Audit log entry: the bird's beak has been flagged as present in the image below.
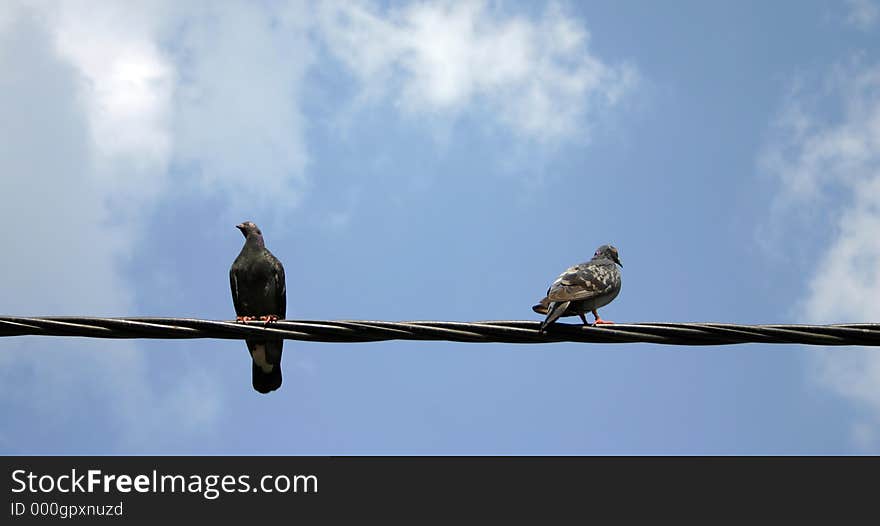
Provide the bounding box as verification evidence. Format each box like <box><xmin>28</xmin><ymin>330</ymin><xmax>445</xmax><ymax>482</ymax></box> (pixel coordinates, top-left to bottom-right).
<box><xmin>235</xmin><ymin>223</ymin><xmax>245</xmax><ymax>231</ymax></box>
<box><xmin>615</xmin><ymin>257</ymin><xmax>623</xmax><ymax>268</ymax></box>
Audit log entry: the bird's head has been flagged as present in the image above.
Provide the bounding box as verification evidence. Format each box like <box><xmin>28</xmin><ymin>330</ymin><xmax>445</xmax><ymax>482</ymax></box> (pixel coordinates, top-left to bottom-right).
<box><xmin>236</xmin><ymin>221</ymin><xmax>262</xmax><ymax>238</ymax></box>
<box><xmin>594</xmin><ymin>244</ymin><xmax>622</xmax><ymax>267</ymax></box>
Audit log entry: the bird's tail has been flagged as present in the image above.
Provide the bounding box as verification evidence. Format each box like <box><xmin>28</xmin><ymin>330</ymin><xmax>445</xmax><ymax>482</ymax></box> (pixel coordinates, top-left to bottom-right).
<box><xmin>253</xmin><ymin>362</ymin><xmax>282</xmax><ymax>394</ymax></box>
<box><xmin>249</xmin><ymin>340</ymin><xmax>283</xmax><ymax>394</ymax></box>
<box><xmin>532</xmin><ymin>297</ymin><xmax>552</xmax><ymax>315</ymax></box>
<box><xmin>540</xmin><ymin>300</ymin><xmax>571</xmax><ymax>332</ymax></box>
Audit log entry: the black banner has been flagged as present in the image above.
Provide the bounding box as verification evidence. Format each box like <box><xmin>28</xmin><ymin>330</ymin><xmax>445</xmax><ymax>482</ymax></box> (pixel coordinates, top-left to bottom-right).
<box><xmin>1</xmin><ymin>456</ymin><xmax>876</xmax><ymax>521</ymax></box>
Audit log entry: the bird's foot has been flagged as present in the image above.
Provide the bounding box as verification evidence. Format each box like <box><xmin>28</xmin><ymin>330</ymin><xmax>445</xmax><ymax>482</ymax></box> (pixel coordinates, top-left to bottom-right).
<box><xmin>236</xmin><ymin>316</ymin><xmax>257</xmax><ymax>323</ymax></box>
<box><xmin>258</xmin><ymin>315</ymin><xmax>279</xmax><ymax>326</ymax></box>
<box><xmin>593</xmin><ymin>318</ymin><xmax>615</xmax><ymax>325</ymax></box>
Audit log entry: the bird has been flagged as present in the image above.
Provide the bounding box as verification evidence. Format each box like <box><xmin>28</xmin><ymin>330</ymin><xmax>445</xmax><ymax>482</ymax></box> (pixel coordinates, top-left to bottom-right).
<box><xmin>533</xmin><ymin>244</ymin><xmax>622</xmax><ymax>332</ymax></box>
<box><xmin>229</xmin><ymin>221</ymin><xmax>287</xmax><ymax>394</ymax></box>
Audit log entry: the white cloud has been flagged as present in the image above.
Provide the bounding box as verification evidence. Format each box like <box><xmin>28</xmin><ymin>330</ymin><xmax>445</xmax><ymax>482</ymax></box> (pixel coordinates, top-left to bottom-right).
<box><xmin>761</xmin><ymin>61</ymin><xmax>880</xmax><ymax>449</ymax></box>
<box><xmin>169</xmin><ymin>1</ymin><xmax>313</xmax><ymax>212</ymax></box>
<box><xmin>47</xmin><ymin>1</ymin><xmax>173</xmax><ymax>161</ymax></box>
<box><xmin>317</xmin><ymin>0</ymin><xmax>636</xmax><ymax>141</ymax></box>
<box><xmin>0</xmin><ymin>1</ymin><xmax>221</xmax><ymax>452</ymax></box>
<box><xmin>32</xmin><ymin>0</ymin><xmax>314</xmax><ymax>216</ymax></box>
<box><xmin>845</xmin><ymin>0</ymin><xmax>879</xmax><ymax>30</ymax></box>
<box><xmin>0</xmin><ymin>0</ymin><xmax>634</xmax><ymax>450</ymax></box>
<box><xmin>0</xmin><ymin>0</ymin><xmax>315</xmax><ymax>451</ymax></box>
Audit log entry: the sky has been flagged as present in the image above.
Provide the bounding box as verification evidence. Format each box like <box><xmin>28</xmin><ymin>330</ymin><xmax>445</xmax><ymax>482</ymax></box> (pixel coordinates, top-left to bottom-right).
<box><xmin>1</xmin><ymin>0</ymin><xmax>880</xmax><ymax>454</ymax></box>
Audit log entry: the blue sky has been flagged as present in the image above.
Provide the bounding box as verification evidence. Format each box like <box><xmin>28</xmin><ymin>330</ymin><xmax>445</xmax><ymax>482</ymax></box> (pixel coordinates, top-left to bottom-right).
<box><xmin>2</xmin><ymin>0</ymin><xmax>880</xmax><ymax>454</ymax></box>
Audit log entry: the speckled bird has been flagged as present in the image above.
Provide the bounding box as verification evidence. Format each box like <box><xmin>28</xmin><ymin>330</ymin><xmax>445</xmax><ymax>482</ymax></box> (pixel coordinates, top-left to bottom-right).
<box><xmin>229</xmin><ymin>221</ymin><xmax>287</xmax><ymax>394</ymax></box>
<box><xmin>533</xmin><ymin>244</ymin><xmax>622</xmax><ymax>331</ymax></box>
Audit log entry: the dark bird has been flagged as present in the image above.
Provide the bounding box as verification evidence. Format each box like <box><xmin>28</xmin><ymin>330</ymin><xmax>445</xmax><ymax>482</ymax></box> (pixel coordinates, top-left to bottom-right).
<box><xmin>230</xmin><ymin>221</ymin><xmax>286</xmax><ymax>394</ymax></box>
<box><xmin>533</xmin><ymin>244</ymin><xmax>622</xmax><ymax>332</ymax></box>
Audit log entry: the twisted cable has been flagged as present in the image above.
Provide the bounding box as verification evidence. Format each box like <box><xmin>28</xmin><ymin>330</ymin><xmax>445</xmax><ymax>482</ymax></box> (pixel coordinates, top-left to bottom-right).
<box><xmin>2</xmin><ymin>316</ymin><xmax>880</xmax><ymax>346</ymax></box>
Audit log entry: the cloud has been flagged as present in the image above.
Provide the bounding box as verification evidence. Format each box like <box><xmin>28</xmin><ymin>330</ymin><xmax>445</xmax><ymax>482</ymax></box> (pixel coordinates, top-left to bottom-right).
<box><xmin>0</xmin><ymin>0</ymin><xmax>634</xmax><ymax>451</ymax></box>
<box><xmin>317</xmin><ymin>0</ymin><xmax>636</xmax><ymax>141</ymax></box>
<box><xmin>169</xmin><ymin>1</ymin><xmax>313</xmax><ymax>212</ymax></box>
<box><xmin>845</xmin><ymin>0</ymin><xmax>879</xmax><ymax>30</ymax></box>
<box><xmin>32</xmin><ymin>0</ymin><xmax>314</xmax><ymax>216</ymax></box>
<box><xmin>0</xmin><ymin>2</ymin><xmax>221</xmax><ymax>452</ymax></box>
<box><xmin>0</xmin><ymin>0</ymin><xmax>317</xmax><ymax>451</ymax></box>
<box><xmin>761</xmin><ymin>60</ymin><xmax>880</xmax><ymax>449</ymax></box>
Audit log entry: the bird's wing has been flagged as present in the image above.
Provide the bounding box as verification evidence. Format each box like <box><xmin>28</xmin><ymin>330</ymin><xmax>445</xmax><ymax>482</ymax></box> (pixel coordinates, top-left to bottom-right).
<box><xmin>229</xmin><ymin>267</ymin><xmax>244</xmax><ymax>315</ymax></box>
<box><xmin>267</xmin><ymin>251</ymin><xmax>286</xmax><ymax>319</ymax></box>
<box><xmin>547</xmin><ymin>262</ymin><xmax>617</xmax><ymax>302</ymax></box>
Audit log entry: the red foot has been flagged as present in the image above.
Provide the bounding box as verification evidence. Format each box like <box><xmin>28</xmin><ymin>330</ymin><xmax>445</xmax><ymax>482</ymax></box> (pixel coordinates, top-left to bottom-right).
<box><xmin>258</xmin><ymin>315</ymin><xmax>279</xmax><ymax>327</ymax></box>
<box><xmin>594</xmin><ymin>318</ymin><xmax>615</xmax><ymax>325</ymax></box>
<box><xmin>236</xmin><ymin>316</ymin><xmax>257</xmax><ymax>323</ymax></box>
